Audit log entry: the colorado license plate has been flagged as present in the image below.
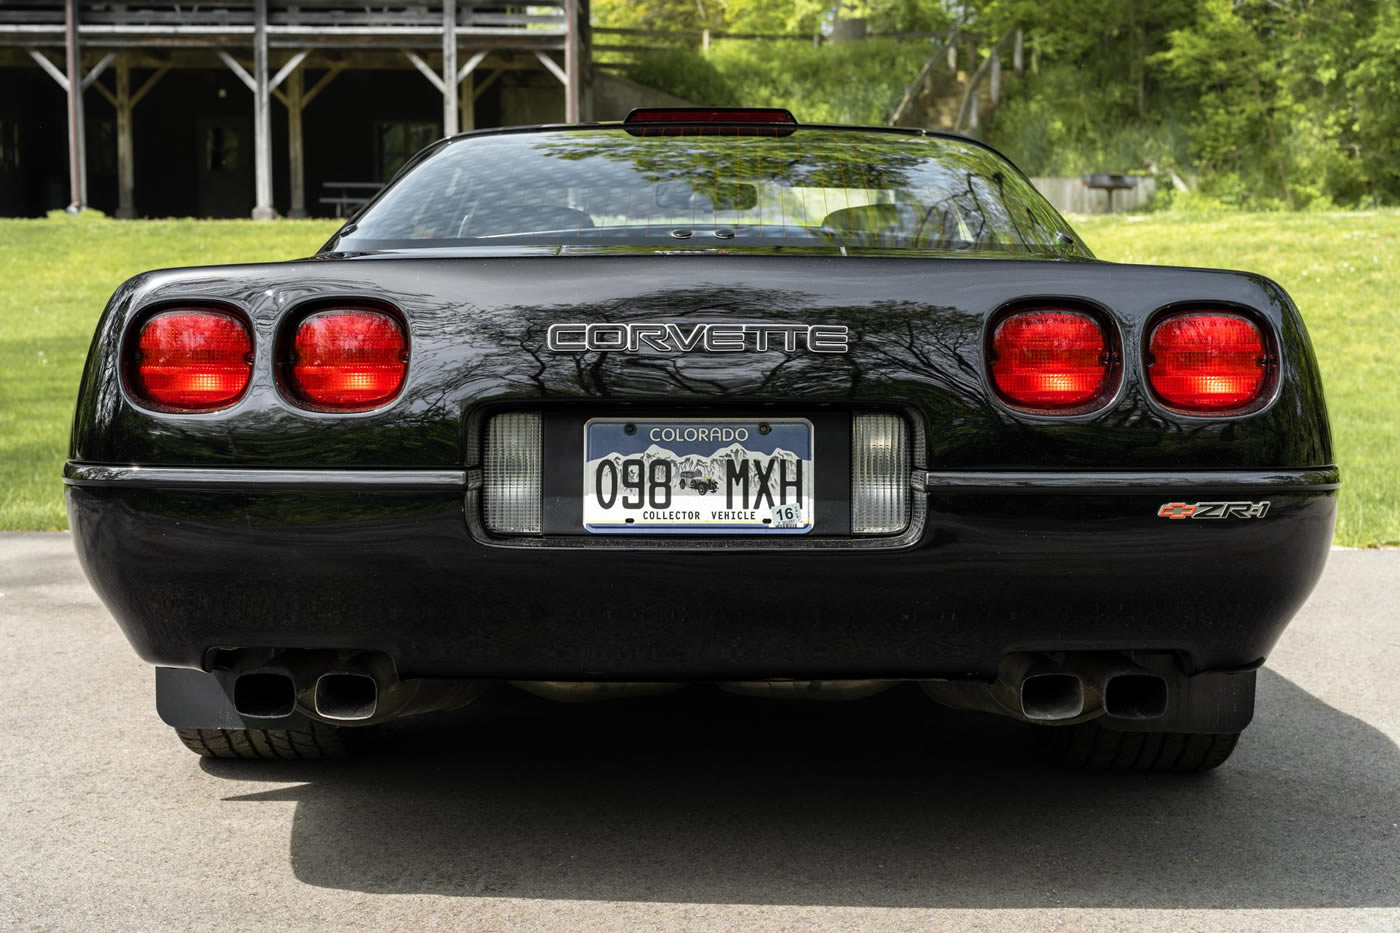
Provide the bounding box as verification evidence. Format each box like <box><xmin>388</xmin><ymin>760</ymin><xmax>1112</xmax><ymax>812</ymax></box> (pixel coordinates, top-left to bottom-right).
<box><xmin>583</xmin><ymin>419</ymin><xmax>814</xmax><ymax>534</ymax></box>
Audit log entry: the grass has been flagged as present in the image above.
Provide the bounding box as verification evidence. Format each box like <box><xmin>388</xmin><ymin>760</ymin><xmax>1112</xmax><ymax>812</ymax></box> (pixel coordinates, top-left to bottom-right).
<box><xmin>0</xmin><ymin>217</ymin><xmax>338</xmax><ymax>530</ymax></box>
<box><xmin>0</xmin><ymin>211</ymin><xmax>1395</xmax><ymax>545</ymax></box>
<box><xmin>1074</xmin><ymin>211</ymin><xmax>1400</xmax><ymax>548</ymax></box>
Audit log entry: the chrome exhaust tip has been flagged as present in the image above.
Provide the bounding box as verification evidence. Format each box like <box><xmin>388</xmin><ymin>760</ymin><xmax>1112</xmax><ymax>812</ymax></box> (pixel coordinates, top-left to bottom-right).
<box><xmin>1019</xmin><ymin>670</ymin><xmax>1086</xmax><ymax>721</ymax></box>
<box><xmin>313</xmin><ymin>670</ymin><xmax>381</xmax><ymax>722</ymax></box>
<box><xmin>1103</xmin><ymin>671</ymin><xmax>1169</xmax><ymax>720</ymax></box>
<box><xmin>232</xmin><ymin>671</ymin><xmax>297</xmax><ymax>719</ymax></box>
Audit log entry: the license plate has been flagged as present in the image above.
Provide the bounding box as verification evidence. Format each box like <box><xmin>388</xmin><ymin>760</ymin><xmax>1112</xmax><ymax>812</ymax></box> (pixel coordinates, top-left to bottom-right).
<box><xmin>583</xmin><ymin>419</ymin><xmax>814</xmax><ymax>534</ymax></box>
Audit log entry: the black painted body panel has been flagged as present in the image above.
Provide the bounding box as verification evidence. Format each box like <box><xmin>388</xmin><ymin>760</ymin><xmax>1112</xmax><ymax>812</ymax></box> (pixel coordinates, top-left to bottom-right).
<box><xmin>71</xmin><ymin>255</ymin><xmax>1332</xmax><ymax>470</ymax></box>
<box><xmin>67</xmin><ymin>483</ymin><xmax>1334</xmax><ymax>678</ymax></box>
<box><xmin>67</xmin><ymin>251</ymin><xmax>1338</xmax><ymax>679</ymax></box>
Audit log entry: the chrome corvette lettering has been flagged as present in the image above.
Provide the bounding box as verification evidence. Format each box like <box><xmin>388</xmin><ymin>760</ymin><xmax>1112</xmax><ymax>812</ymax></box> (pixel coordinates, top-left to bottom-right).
<box><xmin>808</xmin><ymin>325</ymin><xmax>849</xmax><ymax>353</ymax></box>
<box><xmin>704</xmin><ymin>325</ymin><xmax>747</xmax><ymax>352</ymax></box>
<box><xmin>546</xmin><ymin>322</ymin><xmax>849</xmax><ymax>354</ymax></box>
<box><xmin>1158</xmin><ymin>501</ymin><xmax>1270</xmax><ymax>520</ymax></box>
<box><xmin>667</xmin><ymin>323</ymin><xmax>707</xmax><ymax>352</ymax></box>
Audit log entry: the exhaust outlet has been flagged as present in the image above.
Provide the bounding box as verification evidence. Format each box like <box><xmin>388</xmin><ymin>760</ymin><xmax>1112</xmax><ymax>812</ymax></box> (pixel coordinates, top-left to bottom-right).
<box><xmin>1103</xmin><ymin>672</ymin><xmax>1169</xmax><ymax>720</ymax></box>
<box><xmin>232</xmin><ymin>671</ymin><xmax>297</xmax><ymax>719</ymax></box>
<box><xmin>314</xmin><ymin>670</ymin><xmax>381</xmax><ymax>721</ymax></box>
<box><xmin>1019</xmin><ymin>669</ymin><xmax>1086</xmax><ymax>721</ymax></box>
<box><xmin>314</xmin><ymin>654</ymin><xmax>403</xmax><ymax>722</ymax></box>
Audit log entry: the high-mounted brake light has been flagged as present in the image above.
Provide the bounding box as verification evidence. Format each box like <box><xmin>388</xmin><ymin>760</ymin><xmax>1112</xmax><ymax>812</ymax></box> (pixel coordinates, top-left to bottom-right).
<box><xmin>1147</xmin><ymin>311</ymin><xmax>1268</xmax><ymax>413</ymax></box>
<box><xmin>129</xmin><ymin>309</ymin><xmax>253</xmax><ymax>411</ymax></box>
<box><xmin>990</xmin><ymin>309</ymin><xmax>1114</xmax><ymax>411</ymax></box>
<box><xmin>624</xmin><ymin>108</ymin><xmax>797</xmax><ymax>124</ymax></box>
<box><xmin>286</xmin><ymin>308</ymin><xmax>408</xmax><ymax>411</ymax></box>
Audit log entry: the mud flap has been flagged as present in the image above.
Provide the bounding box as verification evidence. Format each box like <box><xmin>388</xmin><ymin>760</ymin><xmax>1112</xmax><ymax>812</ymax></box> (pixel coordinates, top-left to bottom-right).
<box><xmin>1101</xmin><ymin>666</ymin><xmax>1256</xmax><ymax>734</ymax></box>
<box><xmin>155</xmin><ymin>667</ymin><xmax>312</xmax><ymax>730</ymax></box>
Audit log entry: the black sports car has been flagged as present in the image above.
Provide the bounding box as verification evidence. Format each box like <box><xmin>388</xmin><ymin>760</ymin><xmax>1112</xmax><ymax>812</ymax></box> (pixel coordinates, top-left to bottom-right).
<box><xmin>66</xmin><ymin>108</ymin><xmax>1338</xmax><ymax>771</ymax></box>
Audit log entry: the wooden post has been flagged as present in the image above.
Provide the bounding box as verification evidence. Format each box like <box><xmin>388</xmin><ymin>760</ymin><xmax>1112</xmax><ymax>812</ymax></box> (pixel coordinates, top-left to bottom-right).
<box><xmin>702</xmin><ymin>28</ymin><xmax>710</xmax><ymax>55</ymax></box>
<box><xmin>564</xmin><ymin>0</ymin><xmax>580</xmax><ymax>123</ymax></box>
<box><xmin>946</xmin><ymin>42</ymin><xmax>956</xmax><ymax>73</ymax></box>
<box><xmin>251</xmin><ymin>0</ymin><xmax>274</xmax><ymax>219</ymax></box>
<box><xmin>459</xmin><ymin>70</ymin><xmax>474</xmax><ymax>132</ymax></box>
<box><xmin>115</xmin><ymin>54</ymin><xmax>134</xmax><ymax>218</ymax></box>
<box><xmin>1013</xmin><ymin>29</ymin><xmax>1024</xmax><ymax>74</ymax></box>
<box><xmin>64</xmin><ymin>0</ymin><xmax>86</xmax><ymax>210</ymax></box>
<box><xmin>286</xmin><ymin>66</ymin><xmax>305</xmax><ymax>218</ymax></box>
<box><xmin>442</xmin><ymin>0</ymin><xmax>458</xmax><ymax>135</ymax></box>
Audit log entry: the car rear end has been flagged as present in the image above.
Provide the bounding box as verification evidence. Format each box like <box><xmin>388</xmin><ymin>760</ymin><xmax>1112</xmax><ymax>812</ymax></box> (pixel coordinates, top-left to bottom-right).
<box><xmin>66</xmin><ymin>111</ymin><xmax>1337</xmax><ymax>768</ymax></box>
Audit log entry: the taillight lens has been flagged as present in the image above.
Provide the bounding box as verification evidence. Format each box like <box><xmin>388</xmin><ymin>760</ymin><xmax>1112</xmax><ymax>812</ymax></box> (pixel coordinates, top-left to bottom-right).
<box><xmin>287</xmin><ymin>309</ymin><xmax>407</xmax><ymax>411</ymax></box>
<box><xmin>990</xmin><ymin>310</ymin><xmax>1112</xmax><ymax>411</ymax></box>
<box><xmin>130</xmin><ymin>309</ymin><xmax>253</xmax><ymax>411</ymax></box>
<box><xmin>1147</xmin><ymin>312</ymin><xmax>1267</xmax><ymax>412</ymax></box>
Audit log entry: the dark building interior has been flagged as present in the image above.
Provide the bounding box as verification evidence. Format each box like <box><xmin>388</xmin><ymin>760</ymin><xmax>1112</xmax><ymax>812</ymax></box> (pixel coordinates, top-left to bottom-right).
<box><xmin>0</xmin><ymin>2</ymin><xmax>584</xmax><ymax>218</ymax></box>
<box><xmin>0</xmin><ymin>60</ymin><xmax>570</xmax><ymax>218</ymax></box>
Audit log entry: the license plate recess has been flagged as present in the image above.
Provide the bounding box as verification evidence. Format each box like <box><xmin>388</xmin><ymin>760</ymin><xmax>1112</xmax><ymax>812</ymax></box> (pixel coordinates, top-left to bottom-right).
<box><xmin>583</xmin><ymin>418</ymin><xmax>814</xmax><ymax>534</ymax></box>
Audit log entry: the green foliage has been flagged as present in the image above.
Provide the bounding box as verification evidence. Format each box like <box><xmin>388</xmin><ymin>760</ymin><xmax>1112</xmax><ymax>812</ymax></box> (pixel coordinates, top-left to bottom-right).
<box><xmin>628</xmin><ymin>38</ymin><xmax>935</xmax><ymax>125</ymax></box>
<box><xmin>1347</xmin><ymin>4</ymin><xmax>1400</xmax><ymax>203</ymax></box>
<box><xmin>1148</xmin><ymin>0</ymin><xmax>1374</xmax><ymax>208</ymax></box>
<box><xmin>983</xmin><ymin>64</ymin><xmax>1193</xmax><ymax>177</ymax></box>
<box><xmin>592</xmin><ymin>0</ymin><xmax>951</xmax><ymax>35</ymax></box>
<box><xmin>623</xmin><ymin>51</ymin><xmax>740</xmax><ymax>111</ymax></box>
<box><xmin>600</xmin><ymin>0</ymin><xmax>1400</xmax><ymax>208</ymax></box>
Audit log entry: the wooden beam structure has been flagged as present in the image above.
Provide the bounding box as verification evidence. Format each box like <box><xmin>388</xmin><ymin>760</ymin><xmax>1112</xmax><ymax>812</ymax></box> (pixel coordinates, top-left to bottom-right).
<box><xmin>5</xmin><ymin>3</ymin><xmax>590</xmax><ymax>216</ymax></box>
<box><xmin>441</xmin><ymin>0</ymin><xmax>457</xmax><ymax>135</ymax></box>
<box><xmin>955</xmin><ymin>29</ymin><xmax>1018</xmax><ymax>136</ymax></box>
<box><xmin>887</xmin><ymin>30</ymin><xmax>959</xmax><ymax>127</ymax></box>
<box><xmin>473</xmin><ymin>67</ymin><xmax>504</xmax><ymax>101</ymax></box>
<box><xmin>64</xmin><ymin>0</ymin><xmax>84</xmax><ymax>210</ymax></box>
<box><xmin>251</xmin><ymin>0</ymin><xmax>274</xmax><ymax>219</ymax></box>
<box><xmin>286</xmin><ymin>64</ymin><xmax>305</xmax><ymax>217</ymax></box>
<box><xmin>564</xmin><ymin>0</ymin><xmax>579</xmax><ymax>123</ymax></box>
<box><xmin>404</xmin><ymin>49</ymin><xmax>443</xmax><ymax>92</ymax></box>
<box><xmin>114</xmin><ymin>55</ymin><xmax>133</xmax><ymax>217</ymax></box>
<box><xmin>533</xmin><ymin>49</ymin><xmax>567</xmax><ymax>86</ymax></box>
<box><xmin>278</xmin><ymin>55</ymin><xmax>340</xmax><ymax>217</ymax></box>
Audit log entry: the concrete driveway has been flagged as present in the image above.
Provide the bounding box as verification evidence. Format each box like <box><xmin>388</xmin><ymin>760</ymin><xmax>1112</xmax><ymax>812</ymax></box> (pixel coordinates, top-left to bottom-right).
<box><xmin>1</xmin><ymin>532</ymin><xmax>1397</xmax><ymax>931</ymax></box>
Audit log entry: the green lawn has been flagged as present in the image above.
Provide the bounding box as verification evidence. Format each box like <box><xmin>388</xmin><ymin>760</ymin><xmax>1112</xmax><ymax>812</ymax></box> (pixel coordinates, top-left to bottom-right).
<box><xmin>1075</xmin><ymin>211</ymin><xmax>1399</xmax><ymax>548</ymax></box>
<box><xmin>1</xmin><ymin>212</ymin><xmax>1396</xmax><ymax>545</ymax></box>
<box><xmin>0</xmin><ymin>217</ymin><xmax>339</xmax><ymax>530</ymax></box>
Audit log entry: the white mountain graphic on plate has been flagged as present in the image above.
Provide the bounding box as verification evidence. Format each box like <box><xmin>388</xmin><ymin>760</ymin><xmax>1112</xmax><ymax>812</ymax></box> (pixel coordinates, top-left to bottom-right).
<box><xmin>588</xmin><ymin>442</ymin><xmax>801</xmax><ymax>486</ymax></box>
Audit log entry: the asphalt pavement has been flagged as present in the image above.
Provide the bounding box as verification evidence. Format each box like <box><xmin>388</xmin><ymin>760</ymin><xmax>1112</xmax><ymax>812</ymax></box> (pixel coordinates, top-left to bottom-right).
<box><xmin>1</xmin><ymin>532</ymin><xmax>1397</xmax><ymax>931</ymax></box>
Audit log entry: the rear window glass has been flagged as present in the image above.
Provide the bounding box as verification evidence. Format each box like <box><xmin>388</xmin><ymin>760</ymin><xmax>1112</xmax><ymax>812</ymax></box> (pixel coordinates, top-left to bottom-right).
<box><xmin>343</xmin><ymin>128</ymin><xmax>1072</xmax><ymax>255</ymax></box>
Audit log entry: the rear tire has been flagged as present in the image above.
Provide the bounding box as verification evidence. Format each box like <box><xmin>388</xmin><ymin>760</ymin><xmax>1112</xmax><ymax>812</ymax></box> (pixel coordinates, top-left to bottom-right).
<box><xmin>1042</xmin><ymin>721</ymin><xmax>1241</xmax><ymax>773</ymax></box>
<box><xmin>175</xmin><ymin>723</ymin><xmax>348</xmax><ymax>760</ymax></box>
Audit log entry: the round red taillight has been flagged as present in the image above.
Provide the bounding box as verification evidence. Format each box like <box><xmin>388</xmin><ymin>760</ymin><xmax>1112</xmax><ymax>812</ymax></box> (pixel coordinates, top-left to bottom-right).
<box><xmin>990</xmin><ymin>309</ymin><xmax>1113</xmax><ymax>411</ymax></box>
<box><xmin>287</xmin><ymin>309</ymin><xmax>407</xmax><ymax>411</ymax></box>
<box><xmin>130</xmin><ymin>309</ymin><xmax>253</xmax><ymax>411</ymax></box>
<box><xmin>1147</xmin><ymin>312</ymin><xmax>1268</xmax><ymax>413</ymax></box>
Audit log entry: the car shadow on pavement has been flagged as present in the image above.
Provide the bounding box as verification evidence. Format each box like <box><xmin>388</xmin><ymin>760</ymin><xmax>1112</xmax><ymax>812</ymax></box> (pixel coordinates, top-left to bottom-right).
<box><xmin>205</xmin><ymin>668</ymin><xmax>1400</xmax><ymax>908</ymax></box>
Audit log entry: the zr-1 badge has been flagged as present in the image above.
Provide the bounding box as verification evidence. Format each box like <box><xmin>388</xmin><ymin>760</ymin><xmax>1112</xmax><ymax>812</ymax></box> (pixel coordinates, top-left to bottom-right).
<box><xmin>1158</xmin><ymin>501</ymin><xmax>1271</xmax><ymax>520</ymax></box>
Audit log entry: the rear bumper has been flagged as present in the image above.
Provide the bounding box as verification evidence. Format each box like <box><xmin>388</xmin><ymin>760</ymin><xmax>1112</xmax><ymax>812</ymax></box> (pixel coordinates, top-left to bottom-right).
<box><xmin>65</xmin><ymin>464</ymin><xmax>1338</xmax><ymax>680</ymax></box>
